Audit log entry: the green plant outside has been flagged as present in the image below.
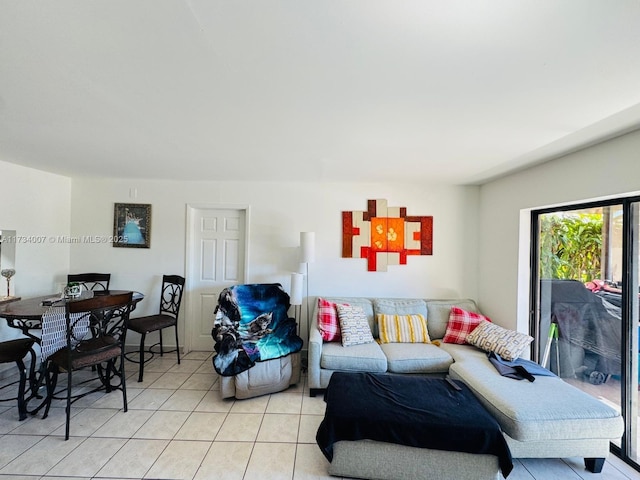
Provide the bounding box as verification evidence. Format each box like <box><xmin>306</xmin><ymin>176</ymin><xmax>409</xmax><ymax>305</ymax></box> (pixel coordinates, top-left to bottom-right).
<box><xmin>539</xmin><ymin>213</ymin><xmax>603</xmax><ymax>282</ymax></box>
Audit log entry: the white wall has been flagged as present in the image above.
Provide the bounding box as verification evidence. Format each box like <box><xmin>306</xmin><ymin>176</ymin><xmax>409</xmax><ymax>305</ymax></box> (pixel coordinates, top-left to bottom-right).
<box><xmin>3</xmin><ymin>127</ymin><xmax>638</xmax><ymax>368</ymax></box>
<box><xmin>6</xmin><ymin>123</ymin><xmax>638</xmax><ymax>354</ymax></box>
<box><xmin>478</xmin><ymin>129</ymin><xmax>640</xmax><ymax>330</ymax></box>
<box><xmin>0</xmin><ymin>160</ymin><xmax>71</xmax><ymax>343</ymax></box>
<box><xmin>70</xmin><ymin>178</ymin><xmax>481</xmax><ymax>350</ymax></box>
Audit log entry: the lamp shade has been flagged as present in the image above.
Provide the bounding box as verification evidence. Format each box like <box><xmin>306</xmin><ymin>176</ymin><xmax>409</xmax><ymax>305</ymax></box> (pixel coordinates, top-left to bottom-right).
<box><xmin>300</xmin><ymin>231</ymin><xmax>315</xmax><ymax>263</ymax></box>
<box><xmin>290</xmin><ymin>273</ymin><xmax>304</xmax><ymax>306</ymax></box>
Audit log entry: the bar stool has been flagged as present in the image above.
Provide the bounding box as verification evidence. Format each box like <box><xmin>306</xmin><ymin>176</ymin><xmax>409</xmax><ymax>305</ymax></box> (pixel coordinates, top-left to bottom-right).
<box><xmin>126</xmin><ymin>275</ymin><xmax>185</xmax><ymax>382</ymax></box>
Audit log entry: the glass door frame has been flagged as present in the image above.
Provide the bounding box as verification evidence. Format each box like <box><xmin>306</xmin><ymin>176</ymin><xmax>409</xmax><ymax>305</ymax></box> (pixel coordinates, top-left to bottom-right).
<box><xmin>529</xmin><ymin>195</ymin><xmax>640</xmax><ymax>470</ymax></box>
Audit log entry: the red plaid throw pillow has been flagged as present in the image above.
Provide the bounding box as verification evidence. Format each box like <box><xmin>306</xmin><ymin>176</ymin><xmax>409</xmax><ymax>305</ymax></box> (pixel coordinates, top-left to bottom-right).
<box><xmin>442</xmin><ymin>306</ymin><xmax>492</xmax><ymax>344</ymax></box>
<box><xmin>317</xmin><ymin>298</ymin><xmax>345</xmax><ymax>342</ymax></box>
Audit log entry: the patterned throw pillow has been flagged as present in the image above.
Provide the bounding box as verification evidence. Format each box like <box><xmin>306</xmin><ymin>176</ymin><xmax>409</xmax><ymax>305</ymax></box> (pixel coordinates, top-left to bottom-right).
<box><xmin>442</xmin><ymin>306</ymin><xmax>491</xmax><ymax>344</ymax></box>
<box><xmin>465</xmin><ymin>320</ymin><xmax>534</xmax><ymax>361</ymax></box>
<box><xmin>317</xmin><ymin>297</ymin><xmax>344</xmax><ymax>342</ymax></box>
<box><xmin>377</xmin><ymin>314</ymin><xmax>431</xmax><ymax>343</ymax></box>
<box><xmin>336</xmin><ymin>304</ymin><xmax>374</xmax><ymax>347</ymax></box>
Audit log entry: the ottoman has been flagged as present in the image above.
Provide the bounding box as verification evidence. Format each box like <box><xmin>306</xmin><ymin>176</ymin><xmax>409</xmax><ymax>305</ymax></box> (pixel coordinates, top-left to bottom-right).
<box><xmin>316</xmin><ymin>372</ymin><xmax>511</xmax><ymax>480</ymax></box>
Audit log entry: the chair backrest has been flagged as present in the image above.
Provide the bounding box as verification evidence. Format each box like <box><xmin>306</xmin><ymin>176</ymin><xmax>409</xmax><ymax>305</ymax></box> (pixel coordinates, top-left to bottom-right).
<box><xmin>67</xmin><ymin>273</ymin><xmax>111</xmax><ymax>291</ymax></box>
<box><xmin>41</xmin><ymin>291</ymin><xmax>133</xmax><ymax>360</ymax></box>
<box><xmin>159</xmin><ymin>275</ymin><xmax>185</xmax><ymax>319</ymax></box>
<box><xmin>68</xmin><ymin>292</ymin><xmax>133</xmax><ymax>348</ymax></box>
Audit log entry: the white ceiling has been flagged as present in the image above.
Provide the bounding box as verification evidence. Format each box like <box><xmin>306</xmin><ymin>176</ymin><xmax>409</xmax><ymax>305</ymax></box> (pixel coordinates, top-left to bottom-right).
<box><xmin>1</xmin><ymin>0</ymin><xmax>640</xmax><ymax>185</ymax></box>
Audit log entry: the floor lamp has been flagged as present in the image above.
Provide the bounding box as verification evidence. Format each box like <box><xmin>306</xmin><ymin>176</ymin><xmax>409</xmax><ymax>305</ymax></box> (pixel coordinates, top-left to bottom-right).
<box><xmin>299</xmin><ymin>232</ymin><xmax>315</xmax><ymax>346</ymax></box>
<box><xmin>290</xmin><ymin>272</ymin><xmax>304</xmax><ymax>336</ymax></box>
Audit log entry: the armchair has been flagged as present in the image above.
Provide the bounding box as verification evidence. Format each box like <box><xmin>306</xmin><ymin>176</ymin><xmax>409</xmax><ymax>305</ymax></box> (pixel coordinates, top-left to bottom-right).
<box><xmin>212</xmin><ymin>283</ymin><xmax>302</xmax><ymax>399</ymax></box>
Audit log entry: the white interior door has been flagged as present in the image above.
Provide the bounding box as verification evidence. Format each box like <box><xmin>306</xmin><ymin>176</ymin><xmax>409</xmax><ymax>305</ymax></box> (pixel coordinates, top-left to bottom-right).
<box><xmin>186</xmin><ymin>206</ymin><xmax>247</xmax><ymax>351</ymax></box>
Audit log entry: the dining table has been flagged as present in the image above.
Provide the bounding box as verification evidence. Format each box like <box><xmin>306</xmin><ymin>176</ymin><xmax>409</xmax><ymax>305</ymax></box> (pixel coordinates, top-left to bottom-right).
<box><xmin>0</xmin><ymin>289</ymin><xmax>144</xmax><ymax>415</ymax></box>
<box><xmin>0</xmin><ymin>290</ymin><xmax>144</xmax><ymax>341</ymax></box>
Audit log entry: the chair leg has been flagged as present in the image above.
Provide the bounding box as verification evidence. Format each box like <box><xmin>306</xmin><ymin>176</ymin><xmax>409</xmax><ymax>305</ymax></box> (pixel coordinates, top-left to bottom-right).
<box><xmin>15</xmin><ymin>359</ymin><xmax>28</xmax><ymax>421</ymax></box>
<box><xmin>119</xmin><ymin>354</ymin><xmax>128</xmax><ymax>412</ymax></box>
<box><xmin>159</xmin><ymin>329</ymin><xmax>164</xmax><ymax>357</ymax></box>
<box><xmin>174</xmin><ymin>325</ymin><xmax>181</xmax><ymax>365</ymax></box>
<box><xmin>97</xmin><ymin>363</ymin><xmax>112</xmax><ymax>393</ymax></box>
<box><xmin>138</xmin><ymin>333</ymin><xmax>146</xmax><ymax>383</ymax></box>
<box><xmin>65</xmin><ymin>368</ymin><xmax>72</xmax><ymax>440</ymax></box>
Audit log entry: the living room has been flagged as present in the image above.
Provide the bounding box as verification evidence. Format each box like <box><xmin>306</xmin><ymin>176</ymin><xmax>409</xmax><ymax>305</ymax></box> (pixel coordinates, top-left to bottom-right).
<box><xmin>1</xmin><ymin>1</ymin><xmax>640</xmax><ymax>479</ymax></box>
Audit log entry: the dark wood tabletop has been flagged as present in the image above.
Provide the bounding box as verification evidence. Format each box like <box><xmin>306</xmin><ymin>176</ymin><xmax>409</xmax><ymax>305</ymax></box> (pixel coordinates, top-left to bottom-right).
<box><xmin>0</xmin><ymin>290</ymin><xmax>144</xmax><ymax>332</ymax></box>
<box><xmin>0</xmin><ymin>294</ymin><xmax>58</xmax><ymax>321</ymax></box>
<box><xmin>0</xmin><ymin>296</ymin><xmax>21</xmax><ymax>306</ymax></box>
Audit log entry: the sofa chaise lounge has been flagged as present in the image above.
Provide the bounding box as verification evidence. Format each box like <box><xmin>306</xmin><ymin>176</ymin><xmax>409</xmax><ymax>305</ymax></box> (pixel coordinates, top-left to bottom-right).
<box><xmin>308</xmin><ymin>296</ymin><xmax>624</xmax><ymax>476</ymax></box>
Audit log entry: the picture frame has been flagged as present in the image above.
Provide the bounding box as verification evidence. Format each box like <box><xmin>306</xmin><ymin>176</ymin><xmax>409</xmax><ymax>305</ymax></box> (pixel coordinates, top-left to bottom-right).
<box><xmin>113</xmin><ymin>203</ymin><xmax>151</xmax><ymax>248</ymax></box>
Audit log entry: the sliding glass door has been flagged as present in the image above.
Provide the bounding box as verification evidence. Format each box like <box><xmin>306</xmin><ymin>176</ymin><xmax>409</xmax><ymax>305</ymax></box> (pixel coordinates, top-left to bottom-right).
<box><xmin>532</xmin><ymin>197</ymin><xmax>640</xmax><ymax>468</ymax></box>
<box><xmin>624</xmin><ymin>200</ymin><xmax>639</xmax><ymax>463</ymax></box>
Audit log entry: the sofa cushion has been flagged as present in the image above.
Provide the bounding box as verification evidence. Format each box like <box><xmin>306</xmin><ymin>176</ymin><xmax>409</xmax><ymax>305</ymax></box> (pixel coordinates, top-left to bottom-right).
<box><xmin>465</xmin><ymin>320</ymin><xmax>533</xmax><ymax>361</ymax></box>
<box><xmin>439</xmin><ymin>342</ymin><xmax>489</xmax><ymax>363</ymax></box>
<box><xmin>377</xmin><ymin>314</ymin><xmax>430</xmax><ymax>344</ymax></box>
<box><xmin>425</xmin><ymin>299</ymin><xmax>479</xmax><ymax>340</ymax></box>
<box><xmin>380</xmin><ymin>343</ymin><xmax>453</xmax><ymax>374</ymax></box>
<box><xmin>337</xmin><ymin>304</ymin><xmax>375</xmax><ymax>347</ymax></box>
<box><xmin>320</xmin><ymin>341</ymin><xmax>388</xmax><ymax>372</ymax></box>
<box><xmin>374</xmin><ymin>298</ymin><xmax>428</xmax><ymax>315</ymax></box>
<box><xmin>447</xmin><ymin>345</ymin><xmax>623</xmax><ymax>442</ymax></box>
<box><xmin>442</xmin><ymin>307</ymin><xmax>491</xmax><ymax>344</ymax></box>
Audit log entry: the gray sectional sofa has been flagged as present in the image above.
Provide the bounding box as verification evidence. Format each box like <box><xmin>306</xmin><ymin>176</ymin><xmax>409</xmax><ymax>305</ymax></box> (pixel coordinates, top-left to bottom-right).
<box><xmin>308</xmin><ymin>296</ymin><xmax>624</xmax><ymax>475</ymax></box>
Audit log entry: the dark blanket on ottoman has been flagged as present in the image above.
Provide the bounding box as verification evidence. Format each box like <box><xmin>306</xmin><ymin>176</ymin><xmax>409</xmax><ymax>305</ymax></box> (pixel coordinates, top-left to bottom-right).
<box><xmin>316</xmin><ymin>372</ymin><xmax>513</xmax><ymax>477</ymax></box>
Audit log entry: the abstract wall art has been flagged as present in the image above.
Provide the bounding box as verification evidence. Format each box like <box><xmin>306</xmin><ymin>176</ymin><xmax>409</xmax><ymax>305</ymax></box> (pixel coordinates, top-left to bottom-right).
<box><xmin>342</xmin><ymin>199</ymin><xmax>433</xmax><ymax>272</ymax></box>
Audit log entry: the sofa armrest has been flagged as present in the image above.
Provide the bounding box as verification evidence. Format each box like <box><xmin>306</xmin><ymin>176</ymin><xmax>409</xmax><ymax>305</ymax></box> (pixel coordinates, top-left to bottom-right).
<box><xmin>308</xmin><ymin>299</ymin><xmax>323</xmax><ymax>391</ymax></box>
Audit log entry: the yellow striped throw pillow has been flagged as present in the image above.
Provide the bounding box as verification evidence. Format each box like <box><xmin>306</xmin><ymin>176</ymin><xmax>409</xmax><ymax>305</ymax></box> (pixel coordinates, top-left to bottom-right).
<box><xmin>377</xmin><ymin>313</ymin><xmax>431</xmax><ymax>343</ymax></box>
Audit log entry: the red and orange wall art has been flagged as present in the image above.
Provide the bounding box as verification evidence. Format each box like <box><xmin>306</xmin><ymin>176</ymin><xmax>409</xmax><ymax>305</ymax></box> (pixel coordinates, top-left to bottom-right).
<box><xmin>342</xmin><ymin>199</ymin><xmax>433</xmax><ymax>272</ymax></box>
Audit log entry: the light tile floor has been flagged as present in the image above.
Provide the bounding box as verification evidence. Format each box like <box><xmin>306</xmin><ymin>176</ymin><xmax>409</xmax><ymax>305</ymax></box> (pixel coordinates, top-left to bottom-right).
<box><xmin>0</xmin><ymin>351</ymin><xmax>638</xmax><ymax>480</ymax></box>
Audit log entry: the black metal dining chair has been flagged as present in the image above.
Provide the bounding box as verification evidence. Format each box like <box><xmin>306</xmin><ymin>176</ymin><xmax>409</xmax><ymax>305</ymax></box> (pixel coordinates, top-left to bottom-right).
<box><xmin>0</xmin><ymin>338</ymin><xmax>36</xmax><ymax>420</ymax></box>
<box><xmin>42</xmin><ymin>291</ymin><xmax>133</xmax><ymax>440</ymax></box>
<box><xmin>67</xmin><ymin>273</ymin><xmax>111</xmax><ymax>291</ymax></box>
<box><xmin>126</xmin><ymin>275</ymin><xmax>185</xmax><ymax>382</ymax></box>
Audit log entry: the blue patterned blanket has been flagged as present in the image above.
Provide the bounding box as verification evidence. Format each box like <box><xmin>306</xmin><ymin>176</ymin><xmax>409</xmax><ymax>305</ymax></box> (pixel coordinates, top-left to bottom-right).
<box><xmin>211</xmin><ymin>283</ymin><xmax>303</xmax><ymax>376</ymax></box>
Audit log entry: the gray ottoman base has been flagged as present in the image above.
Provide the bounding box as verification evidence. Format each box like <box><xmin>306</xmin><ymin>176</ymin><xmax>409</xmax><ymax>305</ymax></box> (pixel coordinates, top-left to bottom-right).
<box><xmin>329</xmin><ymin>440</ymin><xmax>500</xmax><ymax>480</ymax></box>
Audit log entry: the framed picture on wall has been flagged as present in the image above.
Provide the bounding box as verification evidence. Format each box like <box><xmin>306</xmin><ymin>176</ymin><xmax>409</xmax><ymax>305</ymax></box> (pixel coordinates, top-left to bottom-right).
<box><xmin>113</xmin><ymin>203</ymin><xmax>151</xmax><ymax>248</ymax></box>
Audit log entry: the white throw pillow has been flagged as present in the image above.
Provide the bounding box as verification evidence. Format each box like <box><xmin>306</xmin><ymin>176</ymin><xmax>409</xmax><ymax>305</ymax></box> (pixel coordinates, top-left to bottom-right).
<box><xmin>336</xmin><ymin>304</ymin><xmax>374</xmax><ymax>347</ymax></box>
<box><xmin>465</xmin><ymin>320</ymin><xmax>533</xmax><ymax>361</ymax></box>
